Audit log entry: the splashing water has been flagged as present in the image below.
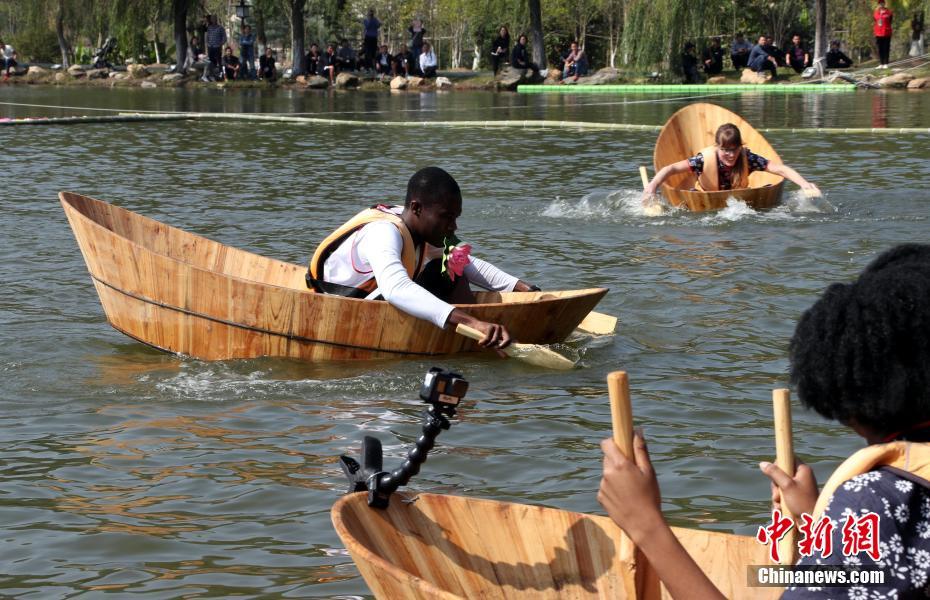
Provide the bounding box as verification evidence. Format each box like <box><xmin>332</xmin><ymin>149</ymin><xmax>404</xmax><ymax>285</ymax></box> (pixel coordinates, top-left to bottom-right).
<box><xmin>542</xmin><ymin>189</ymin><xmax>679</xmax><ymax>221</ymax></box>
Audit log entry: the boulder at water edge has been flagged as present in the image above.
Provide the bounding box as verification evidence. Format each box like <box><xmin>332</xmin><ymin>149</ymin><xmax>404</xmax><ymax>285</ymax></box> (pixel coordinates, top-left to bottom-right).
<box><xmin>577</xmin><ymin>67</ymin><xmax>619</xmax><ymax>85</ymax></box>
<box><xmin>740</xmin><ymin>68</ymin><xmax>771</xmax><ymax>84</ymax></box>
<box><xmin>543</xmin><ymin>68</ymin><xmax>562</xmax><ymax>85</ymax></box>
<box><xmin>140</xmin><ymin>81</ymin><xmax>157</xmax><ymax>88</ymax></box>
<box><xmin>162</xmin><ymin>73</ymin><xmax>184</xmax><ymax>83</ymax></box>
<box><xmin>707</xmin><ymin>76</ymin><xmax>727</xmax><ymax>84</ymax></box>
<box><xmin>67</xmin><ymin>64</ymin><xmax>86</xmax><ymax>77</ymax></box>
<box><xmin>496</xmin><ymin>66</ymin><xmax>527</xmax><ymax>90</ymax></box>
<box><xmin>307</xmin><ymin>75</ymin><xmax>330</xmax><ymax>89</ymax></box>
<box><xmin>907</xmin><ymin>77</ymin><xmax>930</xmax><ymax>89</ymax></box>
<box><xmin>435</xmin><ymin>76</ymin><xmax>453</xmax><ymax>89</ymax></box>
<box><xmin>390</xmin><ymin>76</ymin><xmax>408</xmax><ymax>90</ymax></box>
<box><xmin>86</xmin><ymin>69</ymin><xmax>108</xmax><ymax>80</ymax></box>
<box><xmin>335</xmin><ymin>72</ymin><xmax>360</xmax><ymax>88</ymax></box>
<box><xmin>406</xmin><ymin>76</ymin><xmax>425</xmax><ymax>87</ymax></box>
<box><xmin>128</xmin><ymin>64</ymin><xmax>150</xmax><ymax>79</ymax></box>
<box><xmin>878</xmin><ymin>72</ymin><xmax>915</xmax><ymax>88</ymax></box>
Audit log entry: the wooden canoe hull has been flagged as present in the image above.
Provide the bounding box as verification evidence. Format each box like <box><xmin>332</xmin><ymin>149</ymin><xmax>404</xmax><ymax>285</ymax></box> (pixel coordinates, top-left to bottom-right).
<box><xmin>332</xmin><ymin>492</ymin><xmax>780</xmax><ymax>599</ymax></box>
<box><xmin>60</xmin><ymin>192</ymin><xmax>607</xmax><ymax>361</ymax></box>
<box><xmin>654</xmin><ymin>103</ymin><xmax>786</xmax><ymax>212</ymax></box>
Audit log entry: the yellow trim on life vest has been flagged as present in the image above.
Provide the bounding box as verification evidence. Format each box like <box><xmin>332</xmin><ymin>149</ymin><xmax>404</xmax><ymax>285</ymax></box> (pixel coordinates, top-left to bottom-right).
<box><xmin>308</xmin><ymin>206</ymin><xmax>423</xmax><ymax>293</ymax></box>
<box><xmin>813</xmin><ymin>441</ymin><xmax>930</xmax><ymax>518</ymax></box>
<box><xmin>694</xmin><ymin>144</ymin><xmax>750</xmax><ymax>192</ymax></box>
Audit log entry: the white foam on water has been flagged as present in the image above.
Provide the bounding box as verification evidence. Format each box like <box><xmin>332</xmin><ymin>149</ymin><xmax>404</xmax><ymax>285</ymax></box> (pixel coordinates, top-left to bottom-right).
<box><xmin>698</xmin><ymin>197</ymin><xmax>758</xmax><ymax>224</ymax></box>
<box><xmin>541</xmin><ymin>188</ymin><xmax>678</xmax><ymax>221</ymax></box>
<box><xmin>781</xmin><ymin>190</ymin><xmax>838</xmax><ymax>214</ymax></box>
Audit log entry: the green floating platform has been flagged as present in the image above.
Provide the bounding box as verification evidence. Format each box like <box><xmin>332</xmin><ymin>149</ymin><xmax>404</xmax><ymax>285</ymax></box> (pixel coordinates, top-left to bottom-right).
<box><xmin>517</xmin><ymin>84</ymin><xmax>856</xmax><ymax>93</ymax></box>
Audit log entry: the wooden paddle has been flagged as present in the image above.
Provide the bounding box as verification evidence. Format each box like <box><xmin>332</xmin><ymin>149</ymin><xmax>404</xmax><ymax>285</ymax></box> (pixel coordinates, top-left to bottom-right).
<box><xmin>773</xmin><ymin>388</ymin><xmax>798</xmax><ymax>566</ymax></box>
<box><xmin>639</xmin><ymin>166</ymin><xmax>664</xmax><ymax>217</ymax></box>
<box><xmin>455</xmin><ymin>324</ymin><xmax>576</xmax><ymax>370</ymax></box>
<box><xmin>575</xmin><ymin>310</ymin><xmax>618</xmax><ymax>335</ymax></box>
<box><xmin>607</xmin><ymin>371</ymin><xmax>662</xmax><ymax>597</ymax></box>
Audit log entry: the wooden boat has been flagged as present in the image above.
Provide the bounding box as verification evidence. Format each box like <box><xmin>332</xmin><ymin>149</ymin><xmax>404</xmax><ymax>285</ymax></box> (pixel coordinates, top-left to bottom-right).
<box><xmin>653</xmin><ymin>103</ymin><xmax>785</xmax><ymax>211</ymax></box>
<box><xmin>331</xmin><ymin>372</ymin><xmax>784</xmax><ymax>599</ymax></box>
<box><xmin>60</xmin><ymin>192</ymin><xmax>606</xmax><ymax>361</ymax></box>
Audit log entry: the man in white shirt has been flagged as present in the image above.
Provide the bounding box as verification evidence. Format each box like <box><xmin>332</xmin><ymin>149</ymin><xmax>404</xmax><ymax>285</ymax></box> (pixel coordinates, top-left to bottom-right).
<box><xmin>308</xmin><ymin>167</ymin><xmax>538</xmax><ymax>350</ymax></box>
<box><xmin>0</xmin><ymin>39</ymin><xmax>17</xmax><ymax>78</ymax></box>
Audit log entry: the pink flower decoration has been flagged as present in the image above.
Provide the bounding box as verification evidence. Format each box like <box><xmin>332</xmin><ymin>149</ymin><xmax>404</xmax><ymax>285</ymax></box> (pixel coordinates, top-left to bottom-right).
<box><xmin>446</xmin><ymin>244</ymin><xmax>472</xmax><ymax>281</ymax></box>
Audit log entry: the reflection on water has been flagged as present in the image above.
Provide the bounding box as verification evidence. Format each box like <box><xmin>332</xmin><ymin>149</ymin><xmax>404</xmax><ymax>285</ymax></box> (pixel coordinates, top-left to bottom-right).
<box><xmin>0</xmin><ymin>86</ymin><xmax>927</xmax><ymax>596</ymax></box>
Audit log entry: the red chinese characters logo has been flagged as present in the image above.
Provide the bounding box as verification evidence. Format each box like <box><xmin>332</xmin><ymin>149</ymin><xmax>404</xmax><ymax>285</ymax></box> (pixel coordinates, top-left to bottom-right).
<box><xmin>757</xmin><ymin>511</ymin><xmax>882</xmax><ymax>561</ymax></box>
<box><xmin>756</xmin><ymin>508</ymin><xmax>794</xmax><ymax>563</ymax></box>
<box><xmin>841</xmin><ymin>513</ymin><xmax>881</xmax><ymax>560</ymax></box>
<box><xmin>798</xmin><ymin>514</ymin><xmax>835</xmax><ymax>558</ymax></box>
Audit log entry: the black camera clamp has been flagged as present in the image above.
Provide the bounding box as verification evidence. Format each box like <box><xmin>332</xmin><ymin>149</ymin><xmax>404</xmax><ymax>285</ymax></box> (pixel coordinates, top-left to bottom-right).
<box><xmin>338</xmin><ymin>367</ymin><xmax>469</xmax><ymax>509</ymax></box>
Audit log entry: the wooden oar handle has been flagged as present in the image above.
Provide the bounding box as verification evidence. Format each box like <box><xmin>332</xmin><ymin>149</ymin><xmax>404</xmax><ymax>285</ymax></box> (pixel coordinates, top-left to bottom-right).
<box><xmin>607</xmin><ymin>371</ymin><xmax>634</xmax><ymax>458</ymax></box>
<box><xmin>773</xmin><ymin>388</ymin><xmax>797</xmax><ymax>565</ymax></box>
<box><xmin>455</xmin><ymin>323</ymin><xmax>485</xmax><ymax>342</ymax></box>
<box><xmin>639</xmin><ymin>166</ymin><xmax>650</xmax><ymax>190</ymax></box>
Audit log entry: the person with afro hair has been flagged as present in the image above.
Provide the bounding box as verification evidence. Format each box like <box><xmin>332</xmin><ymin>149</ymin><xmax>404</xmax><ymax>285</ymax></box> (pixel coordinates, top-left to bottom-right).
<box><xmin>597</xmin><ymin>244</ymin><xmax>930</xmax><ymax>599</ymax></box>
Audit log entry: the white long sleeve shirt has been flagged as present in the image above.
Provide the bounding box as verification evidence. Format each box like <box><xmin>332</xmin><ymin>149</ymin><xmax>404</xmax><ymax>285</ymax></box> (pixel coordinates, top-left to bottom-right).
<box><xmin>323</xmin><ymin>220</ymin><xmax>519</xmax><ymax>328</ymax></box>
<box><xmin>419</xmin><ymin>50</ymin><xmax>437</xmax><ymax>72</ymax></box>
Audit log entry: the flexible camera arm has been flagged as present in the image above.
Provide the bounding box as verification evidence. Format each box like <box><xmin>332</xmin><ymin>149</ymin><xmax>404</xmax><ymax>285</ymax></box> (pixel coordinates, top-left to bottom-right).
<box><xmin>338</xmin><ymin>368</ymin><xmax>466</xmax><ymax>509</ymax></box>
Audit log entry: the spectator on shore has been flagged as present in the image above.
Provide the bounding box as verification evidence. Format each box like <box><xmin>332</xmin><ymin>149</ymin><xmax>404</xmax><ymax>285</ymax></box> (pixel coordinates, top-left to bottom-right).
<box><xmin>0</xmin><ymin>38</ymin><xmax>15</xmax><ymax>79</ymax></box>
<box><xmin>681</xmin><ymin>41</ymin><xmax>701</xmax><ymax>83</ymax></box>
<box><xmin>874</xmin><ymin>0</ymin><xmax>893</xmax><ymax>68</ymax></box>
<box><xmin>337</xmin><ymin>39</ymin><xmax>358</xmax><ymax>72</ymax></box>
<box><xmin>374</xmin><ymin>45</ymin><xmax>392</xmax><ymax>79</ymax></box>
<box><xmin>320</xmin><ymin>44</ymin><xmax>337</xmax><ymax>83</ymax></box>
<box><xmin>223</xmin><ymin>46</ymin><xmax>241</xmax><ymax>80</ymax></box>
<box><xmin>490</xmin><ymin>26</ymin><xmax>510</xmax><ymax>74</ymax></box>
<box><xmin>730</xmin><ymin>32</ymin><xmax>751</xmax><ymax>69</ymax></box>
<box><xmin>510</xmin><ymin>34</ymin><xmax>539</xmax><ymax>75</ymax></box>
<box><xmin>239</xmin><ymin>25</ymin><xmax>256</xmax><ymax>80</ymax></box>
<box><xmin>562</xmin><ymin>41</ymin><xmax>587</xmax><ymax>81</ymax></box>
<box><xmin>362</xmin><ymin>9</ymin><xmax>381</xmax><ymax>70</ymax></box>
<box><xmin>702</xmin><ymin>37</ymin><xmax>724</xmax><ymax>75</ymax></box>
<box><xmin>188</xmin><ymin>35</ymin><xmax>204</xmax><ymax>64</ymax></box>
<box><xmin>205</xmin><ymin>15</ymin><xmax>227</xmax><ymax>72</ymax></box>
<box><xmin>784</xmin><ymin>33</ymin><xmax>810</xmax><ymax>73</ymax></box>
<box><xmin>826</xmin><ymin>40</ymin><xmax>854</xmax><ymax>68</ymax></box>
<box><xmin>306</xmin><ymin>43</ymin><xmax>321</xmax><ymax>76</ymax></box>
<box><xmin>748</xmin><ymin>34</ymin><xmax>778</xmax><ymax>77</ymax></box>
<box><xmin>408</xmin><ymin>18</ymin><xmax>426</xmax><ymax>64</ymax></box>
<box><xmin>259</xmin><ymin>47</ymin><xmax>276</xmax><ymax>81</ymax></box>
<box><xmin>393</xmin><ymin>44</ymin><xmax>413</xmax><ymax>77</ymax></box>
<box><xmin>419</xmin><ymin>41</ymin><xmax>438</xmax><ymax>78</ymax></box>
<box><xmin>911</xmin><ymin>11</ymin><xmax>925</xmax><ymax>57</ymax></box>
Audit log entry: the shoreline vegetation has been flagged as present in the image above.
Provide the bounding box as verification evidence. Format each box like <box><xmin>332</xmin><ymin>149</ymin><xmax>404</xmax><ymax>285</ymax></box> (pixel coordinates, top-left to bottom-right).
<box><xmin>5</xmin><ymin>61</ymin><xmax>930</xmax><ymax>93</ymax></box>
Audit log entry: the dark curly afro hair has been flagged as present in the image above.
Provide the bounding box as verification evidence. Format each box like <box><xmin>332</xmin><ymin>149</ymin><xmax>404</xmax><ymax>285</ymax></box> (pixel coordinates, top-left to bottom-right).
<box><xmin>789</xmin><ymin>244</ymin><xmax>930</xmax><ymax>436</ymax></box>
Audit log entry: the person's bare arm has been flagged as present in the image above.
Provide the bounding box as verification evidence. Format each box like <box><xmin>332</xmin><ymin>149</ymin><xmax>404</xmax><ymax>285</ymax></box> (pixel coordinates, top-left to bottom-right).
<box><xmin>598</xmin><ymin>435</ymin><xmax>726</xmax><ymax>600</ymax></box>
<box><xmin>766</xmin><ymin>162</ymin><xmax>820</xmax><ymax>194</ymax></box>
<box><xmin>641</xmin><ymin>159</ymin><xmax>691</xmax><ymax>204</ymax></box>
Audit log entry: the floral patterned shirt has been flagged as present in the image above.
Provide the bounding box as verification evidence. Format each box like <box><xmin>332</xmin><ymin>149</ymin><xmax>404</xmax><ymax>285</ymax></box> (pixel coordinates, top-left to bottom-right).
<box><xmin>687</xmin><ymin>150</ymin><xmax>769</xmax><ymax>190</ymax></box>
<box><xmin>783</xmin><ymin>467</ymin><xmax>930</xmax><ymax>599</ymax></box>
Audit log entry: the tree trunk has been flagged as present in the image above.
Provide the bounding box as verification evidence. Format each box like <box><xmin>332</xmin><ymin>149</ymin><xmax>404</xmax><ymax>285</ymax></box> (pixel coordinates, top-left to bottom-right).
<box><xmin>290</xmin><ymin>0</ymin><xmax>306</xmax><ymax>74</ymax></box>
<box><xmin>56</xmin><ymin>0</ymin><xmax>69</xmax><ymax>68</ymax></box>
<box><xmin>813</xmin><ymin>0</ymin><xmax>827</xmax><ymax>69</ymax></box>
<box><xmin>255</xmin><ymin>7</ymin><xmax>267</xmax><ymax>53</ymax></box>
<box><xmin>173</xmin><ymin>0</ymin><xmax>189</xmax><ymax>72</ymax></box>
<box><xmin>528</xmin><ymin>0</ymin><xmax>546</xmax><ymax>69</ymax></box>
<box><xmin>472</xmin><ymin>42</ymin><xmax>481</xmax><ymax>70</ymax></box>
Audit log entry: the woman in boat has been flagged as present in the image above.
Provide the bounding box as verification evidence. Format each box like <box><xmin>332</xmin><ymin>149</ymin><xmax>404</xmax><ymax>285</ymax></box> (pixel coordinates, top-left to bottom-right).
<box><xmin>308</xmin><ymin>167</ymin><xmax>539</xmax><ymax>350</ymax></box>
<box><xmin>640</xmin><ymin>122</ymin><xmax>820</xmax><ymax>205</ymax></box>
<box><xmin>599</xmin><ymin>243</ymin><xmax>930</xmax><ymax>599</ymax></box>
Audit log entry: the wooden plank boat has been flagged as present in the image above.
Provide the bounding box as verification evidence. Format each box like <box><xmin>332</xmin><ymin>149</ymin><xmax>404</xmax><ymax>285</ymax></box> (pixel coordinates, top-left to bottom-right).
<box><xmin>332</xmin><ymin>491</ymin><xmax>778</xmax><ymax>599</ymax></box>
<box><xmin>60</xmin><ymin>192</ymin><xmax>607</xmax><ymax>361</ymax></box>
<box><xmin>653</xmin><ymin>103</ymin><xmax>785</xmax><ymax>211</ymax></box>
<box><xmin>331</xmin><ymin>373</ymin><xmax>783</xmax><ymax>599</ymax></box>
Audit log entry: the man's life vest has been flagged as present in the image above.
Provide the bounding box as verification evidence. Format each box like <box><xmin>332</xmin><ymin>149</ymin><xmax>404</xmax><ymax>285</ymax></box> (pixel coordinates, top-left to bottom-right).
<box><xmin>694</xmin><ymin>144</ymin><xmax>751</xmax><ymax>192</ymax></box>
<box><xmin>307</xmin><ymin>205</ymin><xmax>424</xmax><ymax>295</ymax></box>
<box><xmin>813</xmin><ymin>441</ymin><xmax>930</xmax><ymax>519</ymax></box>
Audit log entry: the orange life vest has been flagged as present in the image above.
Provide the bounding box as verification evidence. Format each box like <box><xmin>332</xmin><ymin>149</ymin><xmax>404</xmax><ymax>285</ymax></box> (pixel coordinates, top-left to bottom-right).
<box><xmin>813</xmin><ymin>441</ymin><xmax>930</xmax><ymax>519</ymax></box>
<box><xmin>694</xmin><ymin>144</ymin><xmax>751</xmax><ymax>192</ymax></box>
<box><xmin>308</xmin><ymin>205</ymin><xmax>424</xmax><ymax>294</ymax></box>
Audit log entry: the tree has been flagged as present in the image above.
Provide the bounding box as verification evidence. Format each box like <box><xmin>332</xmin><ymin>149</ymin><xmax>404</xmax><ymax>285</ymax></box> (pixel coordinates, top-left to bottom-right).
<box><xmin>288</xmin><ymin>0</ymin><xmax>306</xmax><ymax>74</ymax></box>
<box><xmin>172</xmin><ymin>0</ymin><xmax>191</xmax><ymax>71</ymax></box>
<box><xmin>813</xmin><ymin>0</ymin><xmax>827</xmax><ymax>69</ymax></box>
<box><xmin>528</xmin><ymin>0</ymin><xmax>546</xmax><ymax>68</ymax></box>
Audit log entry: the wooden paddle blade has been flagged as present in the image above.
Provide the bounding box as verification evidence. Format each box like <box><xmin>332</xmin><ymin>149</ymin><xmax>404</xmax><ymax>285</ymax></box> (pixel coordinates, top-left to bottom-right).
<box><xmin>455</xmin><ymin>324</ymin><xmax>576</xmax><ymax>370</ymax></box>
<box><xmin>575</xmin><ymin>310</ymin><xmax>617</xmax><ymax>335</ymax></box>
<box><xmin>639</xmin><ymin>166</ymin><xmax>650</xmax><ymax>188</ymax></box>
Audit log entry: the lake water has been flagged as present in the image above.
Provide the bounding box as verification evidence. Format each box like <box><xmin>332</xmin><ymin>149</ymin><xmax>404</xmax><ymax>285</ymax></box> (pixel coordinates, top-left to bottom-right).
<box><xmin>1</xmin><ymin>85</ymin><xmax>928</xmax><ymax>597</ymax></box>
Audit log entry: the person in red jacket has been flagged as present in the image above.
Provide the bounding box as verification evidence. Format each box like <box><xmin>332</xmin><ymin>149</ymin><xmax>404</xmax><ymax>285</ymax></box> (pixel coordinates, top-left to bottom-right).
<box><xmin>874</xmin><ymin>0</ymin><xmax>894</xmax><ymax>68</ymax></box>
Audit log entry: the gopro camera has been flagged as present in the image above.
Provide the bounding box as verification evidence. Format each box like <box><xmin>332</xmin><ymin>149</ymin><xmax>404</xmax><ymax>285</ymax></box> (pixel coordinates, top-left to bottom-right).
<box><xmin>419</xmin><ymin>367</ymin><xmax>468</xmax><ymax>409</ymax></box>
